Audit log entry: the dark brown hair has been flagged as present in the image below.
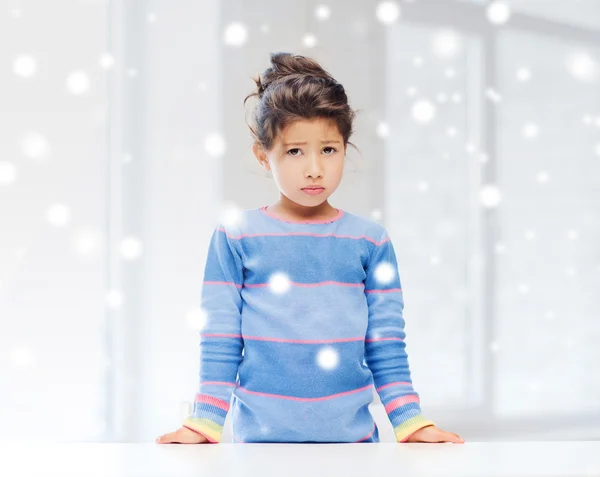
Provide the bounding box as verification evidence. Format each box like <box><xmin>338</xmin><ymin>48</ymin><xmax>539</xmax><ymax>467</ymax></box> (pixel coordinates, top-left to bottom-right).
<box><xmin>244</xmin><ymin>52</ymin><xmax>358</xmax><ymax>152</ymax></box>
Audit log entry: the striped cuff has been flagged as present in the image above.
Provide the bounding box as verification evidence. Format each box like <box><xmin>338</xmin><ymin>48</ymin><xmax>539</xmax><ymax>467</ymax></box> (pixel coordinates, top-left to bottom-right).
<box><xmin>394</xmin><ymin>414</ymin><xmax>435</xmax><ymax>442</ymax></box>
<box><xmin>182</xmin><ymin>393</ymin><xmax>230</xmax><ymax>443</ymax></box>
<box><xmin>183</xmin><ymin>416</ymin><xmax>223</xmax><ymax>443</ymax></box>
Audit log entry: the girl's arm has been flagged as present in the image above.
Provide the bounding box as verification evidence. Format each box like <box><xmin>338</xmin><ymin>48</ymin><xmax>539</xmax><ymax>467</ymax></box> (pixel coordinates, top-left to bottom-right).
<box><xmin>364</xmin><ymin>227</ymin><xmax>435</xmax><ymax>443</ymax></box>
<box><xmin>182</xmin><ymin>225</ymin><xmax>244</xmax><ymax>443</ymax></box>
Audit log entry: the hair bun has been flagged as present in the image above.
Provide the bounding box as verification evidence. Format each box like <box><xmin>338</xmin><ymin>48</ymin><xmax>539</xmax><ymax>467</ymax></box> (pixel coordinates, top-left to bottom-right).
<box><xmin>256</xmin><ymin>52</ymin><xmax>336</xmax><ymax>98</ymax></box>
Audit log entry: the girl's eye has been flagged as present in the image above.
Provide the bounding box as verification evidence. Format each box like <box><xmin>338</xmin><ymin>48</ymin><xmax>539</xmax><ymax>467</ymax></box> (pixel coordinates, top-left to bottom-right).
<box><xmin>323</xmin><ymin>147</ymin><xmax>336</xmax><ymax>155</ymax></box>
<box><xmin>287</xmin><ymin>148</ymin><xmax>301</xmax><ymax>156</ymax></box>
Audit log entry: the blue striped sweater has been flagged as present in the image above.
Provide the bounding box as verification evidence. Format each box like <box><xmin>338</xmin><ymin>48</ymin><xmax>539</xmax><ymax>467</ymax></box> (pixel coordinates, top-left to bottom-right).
<box><xmin>182</xmin><ymin>206</ymin><xmax>435</xmax><ymax>443</ymax></box>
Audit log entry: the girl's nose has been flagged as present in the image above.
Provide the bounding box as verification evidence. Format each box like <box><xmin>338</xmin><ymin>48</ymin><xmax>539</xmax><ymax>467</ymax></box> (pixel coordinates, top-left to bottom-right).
<box><xmin>305</xmin><ymin>155</ymin><xmax>323</xmax><ymax>178</ymax></box>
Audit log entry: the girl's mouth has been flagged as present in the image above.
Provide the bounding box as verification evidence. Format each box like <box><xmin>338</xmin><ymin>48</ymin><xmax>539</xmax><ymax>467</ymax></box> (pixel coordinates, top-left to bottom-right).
<box><xmin>302</xmin><ymin>187</ymin><xmax>325</xmax><ymax>195</ymax></box>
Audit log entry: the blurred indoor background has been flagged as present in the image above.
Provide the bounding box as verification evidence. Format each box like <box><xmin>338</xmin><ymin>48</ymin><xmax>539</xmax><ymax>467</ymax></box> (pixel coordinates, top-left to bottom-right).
<box><xmin>1</xmin><ymin>0</ymin><xmax>599</xmax><ymax>443</ymax></box>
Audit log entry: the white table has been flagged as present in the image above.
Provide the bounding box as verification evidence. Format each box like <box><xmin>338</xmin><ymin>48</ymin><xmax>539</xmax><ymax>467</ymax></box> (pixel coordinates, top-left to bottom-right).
<box><xmin>1</xmin><ymin>441</ymin><xmax>599</xmax><ymax>477</ymax></box>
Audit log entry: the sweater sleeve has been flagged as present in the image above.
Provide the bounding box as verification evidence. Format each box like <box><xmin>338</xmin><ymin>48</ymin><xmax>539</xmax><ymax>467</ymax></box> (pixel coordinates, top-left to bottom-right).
<box><xmin>364</xmin><ymin>228</ymin><xmax>435</xmax><ymax>443</ymax></box>
<box><xmin>182</xmin><ymin>225</ymin><xmax>244</xmax><ymax>443</ymax></box>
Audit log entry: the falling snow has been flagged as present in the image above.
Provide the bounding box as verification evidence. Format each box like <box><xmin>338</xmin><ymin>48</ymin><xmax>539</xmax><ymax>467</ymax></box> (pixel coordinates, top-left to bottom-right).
<box><xmin>376</xmin><ymin>1</ymin><xmax>401</xmax><ymax>24</ymax></box>
<box><xmin>66</xmin><ymin>70</ymin><xmax>91</xmax><ymax>95</ymax></box>
<box><xmin>486</xmin><ymin>1</ymin><xmax>511</xmax><ymax>25</ymax></box>
<box><xmin>224</xmin><ymin>22</ymin><xmax>248</xmax><ymax>47</ymax></box>
<box><xmin>374</xmin><ymin>262</ymin><xmax>395</xmax><ymax>284</ymax></box>
<box><xmin>268</xmin><ymin>272</ymin><xmax>292</xmax><ymax>294</ymax></box>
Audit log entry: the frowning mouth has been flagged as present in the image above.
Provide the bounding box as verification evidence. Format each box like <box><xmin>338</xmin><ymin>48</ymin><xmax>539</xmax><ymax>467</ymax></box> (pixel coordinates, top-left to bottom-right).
<box><xmin>302</xmin><ymin>187</ymin><xmax>325</xmax><ymax>195</ymax></box>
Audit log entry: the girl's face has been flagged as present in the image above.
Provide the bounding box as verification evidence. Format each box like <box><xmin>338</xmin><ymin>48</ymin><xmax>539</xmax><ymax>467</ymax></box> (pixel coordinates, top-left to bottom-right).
<box><xmin>253</xmin><ymin>117</ymin><xmax>346</xmax><ymax>210</ymax></box>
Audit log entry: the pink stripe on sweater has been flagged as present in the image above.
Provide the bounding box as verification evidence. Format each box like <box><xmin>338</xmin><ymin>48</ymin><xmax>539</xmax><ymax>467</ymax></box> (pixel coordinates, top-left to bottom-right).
<box><xmin>260</xmin><ymin>206</ymin><xmax>344</xmax><ymax>224</ymax></box>
<box><xmin>194</xmin><ymin>394</ymin><xmax>230</xmax><ymax>411</ymax></box>
<box><xmin>244</xmin><ymin>336</ymin><xmax>364</xmax><ymax>344</ymax></box>
<box><xmin>200</xmin><ymin>381</ymin><xmax>236</xmax><ymax>387</ymax></box>
<box><xmin>217</xmin><ymin>227</ymin><xmax>390</xmax><ymax>246</ymax></box>
<box><xmin>202</xmin><ymin>333</ymin><xmax>404</xmax><ymax>345</ymax></box>
<box><xmin>203</xmin><ymin>280</ymin><xmax>401</xmax><ymax>294</ymax></box>
<box><xmin>201</xmin><ymin>333</ymin><xmax>242</xmax><ymax>339</ymax></box>
<box><xmin>202</xmin><ymin>333</ymin><xmax>365</xmax><ymax>344</ymax></box>
<box><xmin>234</xmin><ymin>429</ymin><xmax>374</xmax><ymax>443</ymax></box>
<box><xmin>204</xmin><ymin>280</ymin><xmax>243</xmax><ymax>288</ymax></box>
<box><xmin>245</xmin><ymin>280</ymin><xmax>363</xmax><ymax>289</ymax></box>
<box><xmin>365</xmin><ymin>288</ymin><xmax>402</xmax><ymax>293</ymax></box>
<box><xmin>237</xmin><ymin>384</ymin><xmax>373</xmax><ymax>402</ymax></box>
<box><xmin>202</xmin><ymin>333</ymin><xmax>403</xmax><ymax>344</ymax></box>
<box><xmin>355</xmin><ymin>422</ymin><xmax>377</xmax><ymax>442</ymax></box>
<box><xmin>384</xmin><ymin>394</ymin><xmax>420</xmax><ymax>413</ymax></box>
<box><xmin>365</xmin><ymin>337</ymin><xmax>403</xmax><ymax>343</ymax></box>
<box><xmin>376</xmin><ymin>381</ymin><xmax>413</xmax><ymax>392</ymax></box>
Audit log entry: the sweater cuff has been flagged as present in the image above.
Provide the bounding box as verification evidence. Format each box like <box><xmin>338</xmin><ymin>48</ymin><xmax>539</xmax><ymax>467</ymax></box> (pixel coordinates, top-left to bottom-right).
<box><xmin>182</xmin><ymin>416</ymin><xmax>223</xmax><ymax>443</ymax></box>
<box><xmin>393</xmin><ymin>414</ymin><xmax>435</xmax><ymax>443</ymax></box>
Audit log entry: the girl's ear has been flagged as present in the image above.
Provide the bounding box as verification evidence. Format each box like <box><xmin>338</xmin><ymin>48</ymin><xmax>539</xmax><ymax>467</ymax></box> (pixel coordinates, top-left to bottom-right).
<box><xmin>252</xmin><ymin>143</ymin><xmax>271</xmax><ymax>172</ymax></box>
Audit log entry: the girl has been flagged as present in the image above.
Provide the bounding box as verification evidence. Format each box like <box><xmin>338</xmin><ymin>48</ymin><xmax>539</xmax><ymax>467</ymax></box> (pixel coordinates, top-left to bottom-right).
<box><xmin>156</xmin><ymin>52</ymin><xmax>464</xmax><ymax>445</ymax></box>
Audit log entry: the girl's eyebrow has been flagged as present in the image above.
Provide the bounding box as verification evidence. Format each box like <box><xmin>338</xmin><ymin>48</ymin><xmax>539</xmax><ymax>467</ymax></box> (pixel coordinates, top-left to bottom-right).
<box><xmin>283</xmin><ymin>140</ymin><xmax>342</xmax><ymax>146</ymax></box>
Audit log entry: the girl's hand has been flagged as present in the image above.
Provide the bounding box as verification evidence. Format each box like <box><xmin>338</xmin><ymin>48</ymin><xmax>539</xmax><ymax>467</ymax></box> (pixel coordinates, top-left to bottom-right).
<box><xmin>155</xmin><ymin>426</ymin><xmax>210</xmax><ymax>444</ymax></box>
<box><xmin>406</xmin><ymin>425</ymin><xmax>465</xmax><ymax>443</ymax></box>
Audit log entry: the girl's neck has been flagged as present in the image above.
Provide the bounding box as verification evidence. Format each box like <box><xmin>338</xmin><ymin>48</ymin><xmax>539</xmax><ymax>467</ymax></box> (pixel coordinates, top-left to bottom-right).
<box><xmin>268</xmin><ymin>196</ymin><xmax>339</xmax><ymax>221</ymax></box>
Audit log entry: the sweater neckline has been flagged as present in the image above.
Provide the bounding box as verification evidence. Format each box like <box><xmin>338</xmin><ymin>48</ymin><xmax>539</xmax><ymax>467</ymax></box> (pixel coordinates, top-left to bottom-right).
<box><xmin>260</xmin><ymin>205</ymin><xmax>345</xmax><ymax>224</ymax></box>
